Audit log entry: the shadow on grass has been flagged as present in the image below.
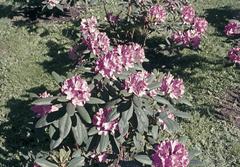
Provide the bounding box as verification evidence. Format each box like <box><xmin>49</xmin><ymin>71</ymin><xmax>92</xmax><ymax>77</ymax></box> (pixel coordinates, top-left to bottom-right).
<box><xmin>0</xmin><ymin>86</ymin><xmax>51</xmax><ymax>166</ymax></box>
<box><xmin>205</xmin><ymin>6</ymin><xmax>240</xmax><ymax>35</ymax></box>
<box><xmin>39</xmin><ymin>40</ymin><xmax>74</xmax><ymax>75</ymax></box>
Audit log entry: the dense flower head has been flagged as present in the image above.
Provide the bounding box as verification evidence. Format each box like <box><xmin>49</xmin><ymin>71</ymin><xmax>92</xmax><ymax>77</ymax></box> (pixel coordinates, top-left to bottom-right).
<box><xmin>181</xmin><ymin>5</ymin><xmax>195</xmax><ymax>24</ymax></box>
<box><xmin>158</xmin><ymin>107</ymin><xmax>175</xmax><ymax>130</ymax></box>
<box><xmin>47</xmin><ymin>0</ymin><xmax>60</xmax><ymax>7</ymax></box>
<box><xmin>117</xmin><ymin>43</ymin><xmax>145</xmax><ymax>69</ymax></box>
<box><xmin>93</xmin><ymin>108</ymin><xmax>118</xmax><ymax>135</ymax></box>
<box><xmin>95</xmin><ymin>49</ymin><xmax>123</xmax><ymax>79</ymax></box>
<box><xmin>228</xmin><ymin>47</ymin><xmax>240</xmax><ymax>64</ymax></box>
<box><xmin>106</xmin><ymin>12</ymin><xmax>119</xmax><ymax>25</ymax></box>
<box><xmin>152</xmin><ymin>140</ymin><xmax>189</xmax><ymax>167</ymax></box>
<box><xmin>160</xmin><ymin>73</ymin><xmax>185</xmax><ymax>99</ymax></box>
<box><xmin>61</xmin><ymin>75</ymin><xmax>91</xmax><ymax>106</ymax></box>
<box><xmin>125</xmin><ymin>71</ymin><xmax>149</xmax><ymax>97</ymax></box>
<box><xmin>193</xmin><ymin>17</ymin><xmax>208</xmax><ymax>34</ymax></box>
<box><xmin>80</xmin><ymin>17</ymin><xmax>110</xmax><ymax>56</ymax></box>
<box><xmin>85</xmin><ymin>32</ymin><xmax>110</xmax><ymax>56</ymax></box>
<box><xmin>147</xmin><ymin>5</ymin><xmax>167</xmax><ymax>24</ymax></box>
<box><xmin>80</xmin><ymin>16</ymin><xmax>98</xmax><ymax>36</ymax></box>
<box><xmin>224</xmin><ymin>21</ymin><xmax>240</xmax><ymax>36</ymax></box>
<box><xmin>172</xmin><ymin>30</ymin><xmax>201</xmax><ymax>48</ymax></box>
<box><xmin>91</xmin><ymin>152</ymin><xmax>108</xmax><ymax>163</ymax></box>
<box><xmin>31</xmin><ymin>91</ymin><xmax>59</xmax><ymax>118</ymax></box>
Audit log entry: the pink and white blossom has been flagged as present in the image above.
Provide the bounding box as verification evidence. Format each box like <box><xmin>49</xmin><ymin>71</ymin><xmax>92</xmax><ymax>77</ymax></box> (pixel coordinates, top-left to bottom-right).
<box><xmin>125</xmin><ymin>71</ymin><xmax>149</xmax><ymax>97</ymax></box>
<box><xmin>193</xmin><ymin>17</ymin><xmax>208</xmax><ymax>34</ymax></box>
<box><xmin>228</xmin><ymin>47</ymin><xmax>240</xmax><ymax>64</ymax></box>
<box><xmin>93</xmin><ymin>108</ymin><xmax>118</xmax><ymax>135</ymax></box>
<box><xmin>61</xmin><ymin>75</ymin><xmax>91</xmax><ymax>106</ymax></box>
<box><xmin>95</xmin><ymin>49</ymin><xmax>123</xmax><ymax>79</ymax></box>
<box><xmin>172</xmin><ymin>30</ymin><xmax>201</xmax><ymax>48</ymax></box>
<box><xmin>117</xmin><ymin>43</ymin><xmax>145</xmax><ymax>69</ymax></box>
<box><xmin>181</xmin><ymin>5</ymin><xmax>195</xmax><ymax>24</ymax></box>
<box><xmin>147</xmin><ymin>5</ymin><xmax>167</xmax><ymax>24</ymax></box>
<box><xmin>47</xmin><ymin>0</ymin><xmax>60</xmax><ymax>7</ymax></box>
<box><xmin>91</xmin><ymin>152</ymin><xmax>108</xmax><ymax>163</ymax></box>
<box><xmin>160</xmin><ymin>73</ymin><xmax>185</xmax><ymax>99</ymax></box>
<box><xmin>31</xmin><ymin>92</ymin><xmax>59</xmax><ymax>118</ymax></box>
<box><xmin>224</xmin><ymin>21</ymin><xmax>240</xmax><ymax>36</ymax></box>
<box><xmin>152</xmin><ymin>140</ymin><xmax>190</xmax><ymax>167</ymax></box>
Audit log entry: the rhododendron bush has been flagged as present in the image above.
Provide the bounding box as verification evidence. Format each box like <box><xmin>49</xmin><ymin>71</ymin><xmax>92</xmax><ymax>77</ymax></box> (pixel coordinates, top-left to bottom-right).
<box><xmin>30</xmin><ymin>1</ymin><xmax>205</xmax><ymax>166</ymax></box>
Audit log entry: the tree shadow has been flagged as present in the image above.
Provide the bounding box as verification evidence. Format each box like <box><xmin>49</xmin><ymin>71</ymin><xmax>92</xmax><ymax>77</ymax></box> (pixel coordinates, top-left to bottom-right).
<box><xmin>0</xmin><ymin>86</ymin><xmax>51</xmax><ymax>166</ymax></box>
<box><xmin>38</xmin><ymin>40</ymin><xmax>74</xmax><ymax>75</ymax></box>
<box><xmin>205</xmin><ymin>6</ymin><xmax>240</xmax><ymax>36</ymax></box>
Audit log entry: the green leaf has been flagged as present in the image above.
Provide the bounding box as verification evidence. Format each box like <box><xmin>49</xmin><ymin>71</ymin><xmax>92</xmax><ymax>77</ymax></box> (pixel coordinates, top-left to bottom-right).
<box><xmin>172</xmin><ymin>110</ymin><xmax>191</xmax><ymax>119</ymax></box>
<box><xmin>134</xmin><ymin>155</ymin><xmax>152</xmax><ymax>165</ymax></box>
<box><xmin>66</xmin><ymin>102</ymin><xmax>76</xmax><ymax>116</ymax></box>
<box><xmin>68</xmin><ymin>157</ymin><xmax>85</xmax><ymax>167</ymax></box>
<box><xmin>49</xmin><ymin>125</ymin><xmax>56</xmax><ymax>139</ymax></box>
<box><xmin>154</xmin><ymin>96</ymin><xmax>170</xmax><ymax>105</ymax></box>
<box><xmin>29</xmin><ymin>93</ymin><xmax>38</xmax><ymax>98</ymax></box>
<box><xmin>105</xmin><ymin>98</ymin><xmax>122</xmax><ymax>108</ymax></box>
<box><xmin>35</xmin><ymin>159</ymin><xmax>58</xmax><ymax>167</ymax></box>
<box><xmin>88</xmin><ymin>127</ymin><xmax>98</xmax><ymax>135</ymax></box>
<box><xmin>56</xmin><ymin>4</ymin><xmax>63</xmax><ymax>11</ymax></box>
<box><xmin>152</xmin><ymin>125</ymin><xmax>159</xmax><ymax>140</ymax></box>
<box><xmin>52</xmin><ymin>71</ymin><xmax>64</xmax><ymax>83</ymax></box>
<box><xmin>35</xmin><ymin>115</ymin><xmax>56</xmax><ymax>128</ymax></box>
<box><xmin>122</xmin><ymin>102</ymin><xmax>133</xmax><ymax>122</ymax></box>
<box><xmin>87</xmin><ymin>97</ymin><xmax>105</xmax><ymax>104</ymax></box>
<box><xmin>148</xmin><ymin>82</ymin><xmax>159</xmax><ymax>90</ymax></box>
<box><xmin>178</xmin><ymin>97</ymin><xmax>193</xmax><ymax>106</ymax></box>
<box><xmin>59</xmin><ymin>113</ymin><xmax>72</xmax><ymax>139</ymax></box>
<box><xmin>57</xmin><ymin>96</ymin><xmax>69</xmax><ymax>102</ymax></box>
<box><xmin>32</xmin><ymin>97</ymin><xmax>57</xmax><ymax>105</ymax></box>
<box><xmin>98</xmin><ymin>134</ymin><xmax>109</xmax><ymax>153</ymax></box>
<box><xmin>164</xmin><ymin>118</ymin><xmax>179</xmax><ymax>132</ymax></box>
<box><xmin>76</xmin><ymin>106</ymin><xmax>91</xmax><ymax>123</ymax></box>
<box><xmin>133</xmin><ymin>95</ymin><xmax>142</xmax><ymax>107</ymax></box>
<box><xmin>118</xmin><ymin>119</ymin><xmax>129</xmax><ymax>136</ymax></box>
<box><xmin>72</xmin><ymin>115</ymin><xmax>87</xmax><ymax>145</ymax></box>
<box><xmin>50</xmin><ymin>137</ymin><xmax>63</xmax><ymax>150</ymax></box>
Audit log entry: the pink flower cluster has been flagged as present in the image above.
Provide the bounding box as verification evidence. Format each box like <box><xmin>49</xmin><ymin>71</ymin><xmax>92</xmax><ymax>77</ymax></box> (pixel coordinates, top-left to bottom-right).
<box><xmin>106</xmin><ymin>12</ymin><xmax>119</xmax><ymax>25</ymax></box>
<box><xmin>173</xmin><ymin>5</ymin><xmax>208</xmax><ymax>48</ymax></box>
<box><xmin>152</xmin><ymin>140</ymin><xmax>189</xmax><ymax>167</ymax></box>
<box><xmin>224</xmin><ymin>21</ymin><xmax>240</xmax><ymax>36</ymax></box>
<box><xmin>147</xmin><ymin>5</ymin><xmax>167</xmax><ymax>24</ymax></box>
<box><xmin>160</xmin><ymin>73</ymin><xmax>185</xmax><ymax>99</ymax></box>
<box><xmin>95</xmin><ymin>43</ymin><xmax>145</xmax><ymax>79</ymax></box>
<box><xmin>124</xmin><ymin>71</ymin><xmax>149</xmax><ymax>97</ymax></box>
<box><xmin>117</xmin><ymin>43</ymin><xmax>145</xmax><ymax>69</ymax></box>
<box><xmin>80</xmin><ymin>17</ymin><xmax>110</xmax><ymax>56</ymax></box>
<box><xmin>172</xmin><ymin>30</ymin><xmax>201</xmax><ymax>48</ymax></box>
<box><xmin>47</xmin><ymin>0</ymin><xmax>60</xmax><ymax>7</ymax></box>
<box><xmin>93</xmin><ymin>108</ymin><xmax>118</xmax><ymax>135</ymax></box>
<box><xmin>91</xmin><ymin>152</ymin><xmax>108</xmax><ymax>162</ymax></box>
<box><xmin>61</xmin><ymin>75</ymin><xmax>91</xmax><ymax>106</ymax></box>
<box><xmin>181</xmin><ymin>5</ymin><xmax>195</xmax><ymax>24</ymax></box>
<box><xmin>158</xmin><ymin>107</ymin><xmax>175</xmax><ymax>130</ymax></box>
<box><xmin>95</xmin><ymin>49</ymin><xmax>123</xmax><ymax>79</ymax></box>
<box><xmin>228</xmin><ymin>47</ymin><xmax>240</xmax><ymax>64</ymax></box>
<box><xmin>193</xmin><ymin>17</ymin><xmax>208</xmax><ymax>34</ymax></box>
<box><xmin>31</xmin><ymin>92</ymin><xmax>59</xmax><ymax>118</ymax></box>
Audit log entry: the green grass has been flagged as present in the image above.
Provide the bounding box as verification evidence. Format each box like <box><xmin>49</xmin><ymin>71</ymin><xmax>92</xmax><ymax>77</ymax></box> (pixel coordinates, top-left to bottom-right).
<box><xmin>0</xmin><ymin>0</ymin><xmax>240</xmax><ymax>166</ymax></box>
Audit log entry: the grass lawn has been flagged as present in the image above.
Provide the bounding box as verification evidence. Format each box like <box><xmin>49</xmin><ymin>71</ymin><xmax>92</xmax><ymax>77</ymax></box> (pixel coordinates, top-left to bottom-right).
<box><xmin>0</xmin><ymin>0</ymin><xmax>240</xmax><ymax>166</ymax></box>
